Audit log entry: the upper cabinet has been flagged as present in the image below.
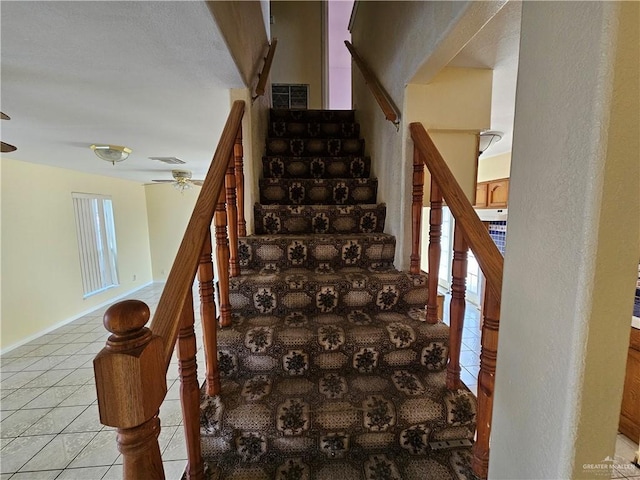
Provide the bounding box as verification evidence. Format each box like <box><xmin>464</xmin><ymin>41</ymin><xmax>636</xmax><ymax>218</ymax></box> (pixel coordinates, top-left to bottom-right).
<box><xmin>475</xmin><ymin>177</ymin><xmax>509</xmax><ymax>208</ymax></box>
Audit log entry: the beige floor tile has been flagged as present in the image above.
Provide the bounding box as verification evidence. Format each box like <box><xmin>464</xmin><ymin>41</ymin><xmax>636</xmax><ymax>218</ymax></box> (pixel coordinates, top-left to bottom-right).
<box><xmin>0</xmin><ymin>434</ymin><xmax>55</xmax><ymax>474</ymax></box>
<box><xmin>0</xmin><ymin>356</ymin><xmax>42</xmax><ymax>372</ymax></box>
<box><xmin>163</xmin><ymin>459</ymin><xmax>188</xmax><ymax>480</ymax></box>
<box><xmin>58</xmin><ymin>385</ymin><xmax>98</xmax><ymax>407</ymax></box>
<box><xmin>10</xmin><ymin>469</ymin><xmax>62</xmax><ymax>479</ymax></box>
<box><xmin>0</xmin><ymin>370</ymin><xmax>43</xmax><ymax>389</ymax></box>
<box><xmin>56</xmin><ymin>465</ymin><xmax>110</xmax><ymax>479</ymax></box>
<box><xmin>26</xmin><ymin>406</ymin><xmax>86</xmax><ymax>435</ymax></box>
<box><xmin>162</xmin><ymin>429</ymin><xmax>188</xmax><ymax>461</ymax></box>
<box><xmin>68</xmin><ymin>430</ymin><xmax>120</xmax><ymax>468</ymax></box>
<box><xmin>55</xmin><ymin>368</ymin><xmax>95</xmax><ymax>387</ymax></box>
<box><xmin>0</xmin><ymin>407</ymin><xmax>51</xmax><ymax>437</ymax></box>
<box><xmin>24</xmin><ymin>369</ymin><xmax>75</xmax><ymax>388</ymax></box>
<box><xmin>19</xmin><ymin>431</ymin><xmax>97</xmax><ymax>471</ymax></box>
<box><xmin>23</xmin><ymin>385</ymin><xmax>82</xmax><ymax>409</ymax></box>
<box><xmin>62</xmin><ymin>405</ymin><xmax>103</xmax><ymax>433</ymax></box>
<box><xmin>0</xmin><ymin>387</ymin><xmax>48</xmax><ymax>410</ymax></box>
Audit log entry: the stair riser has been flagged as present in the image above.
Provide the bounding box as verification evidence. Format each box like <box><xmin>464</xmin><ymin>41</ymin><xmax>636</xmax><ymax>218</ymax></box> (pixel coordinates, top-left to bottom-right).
<box><xmin>266</xmin><ymin>138</ymin><xmax>365</xmax><ymax>157</ymax></box>
<box><xmin>238</xmin><ymin>235</ymin><xmax>396</xmax><ymax>271</ymax></box>
<box><xmin>270</xmin><ymin>108</ymin><xmax>355</xmax><ymax>123</ymax></box>
<box><xmin>269</xmin><ymin>121</ymin><xmax>360</xmax><ymax>139</ymax></box>
<box><xmin>254</xmin><ymin>204</ymin><xmax>386</xmax><ymax>235</ymax></box>
<box><xmin>260</xmin><ymin>178</ymin><xmax>378</xmax><ymax>206</ymax></box>
<box><xmin>262</xmin><ymin>156</ymin><xmax>371</xmax><ymax>179</ymax></box>
<box><xmin>228</xmin><ymin>271</ymin><xmax>428</xmax><ymax>317</ymax></box>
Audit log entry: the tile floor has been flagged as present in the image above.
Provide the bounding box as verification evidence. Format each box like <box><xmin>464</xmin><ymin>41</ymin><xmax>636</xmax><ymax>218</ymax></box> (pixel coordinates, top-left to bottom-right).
<box><xmin>0</xmin><ymin>283</ymin><xmax>638</xmax><ymax>479</ymax></box>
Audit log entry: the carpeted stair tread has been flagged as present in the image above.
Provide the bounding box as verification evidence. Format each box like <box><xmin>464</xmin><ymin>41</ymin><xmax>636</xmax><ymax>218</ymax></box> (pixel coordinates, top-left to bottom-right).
<box><xmin>269</xmin><ymin>121</ymin><xmax>360</xmax><ymax>138</ymax></box>
<box><xmin>259</xmin><ymin>178</ymin><xmax>378</xmax><ymax>205</ymax></box>
<box><xmin>254</xmin><ymin>203</ymin><xmax>387</xmax><ymax>235</ymax></box>
<box><xmin>270</xmin><ymin>108</ymin><xmax>356</xmax><ymax>123</ymax></box>
<box><xmin>262</xmin><ymin>155</ymin><xmax>371</xmax><ymax>179</ymax></box>
<box><xmin>200</xmin><ymin>308</ymin><xmax>476</xmax><ymax>479</ymax></box>
<box><xmin>228</xmin><ymin>267</ymin><xmax>428</xmax><ymax>316</ymax></box>
<box><xmin>238</xmin><ymin>233</ymin><xmax>396</xmax><ymax>271</ymax></box>
<box><xmin>266</xmin><ymin>137</ymin><xmax>365</xmax><ymax>157</ymax></box>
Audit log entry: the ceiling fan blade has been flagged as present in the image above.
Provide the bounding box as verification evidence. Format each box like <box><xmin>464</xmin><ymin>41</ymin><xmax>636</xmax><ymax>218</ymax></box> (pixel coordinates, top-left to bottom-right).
<box><xmin>192</xmin><ymin>180</ymin><xmax>204</xmax><ymax>186</ymax></box>
<box><xmin>151</xmin><ymin>180</ymin><xmax>174</xmax><ymax>183</ymax></box>
<box><xmin>1</xmin><ymin>112</ymin><xmax>10</xmax><ymax>121</ymax></box>
<box><xmin>1</xmin><ymin>142</ymin><xmax>17</xmax><ymax>153</ymax></box>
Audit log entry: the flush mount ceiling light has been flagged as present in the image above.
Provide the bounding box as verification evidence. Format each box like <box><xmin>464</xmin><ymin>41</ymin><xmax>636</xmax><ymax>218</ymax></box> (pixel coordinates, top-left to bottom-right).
<box><xmin>479</xmin><ymin>131</ymin><xmax>503</xmax><ymax>155</ymax></box>
<box><xmin>90</xmin><ymin>144</ymin><xmax>132</xmax><ymax>165</ymax></box>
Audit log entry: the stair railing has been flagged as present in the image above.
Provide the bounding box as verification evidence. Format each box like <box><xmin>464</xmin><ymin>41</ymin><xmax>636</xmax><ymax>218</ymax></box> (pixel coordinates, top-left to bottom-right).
<box><xmin>410</xmin><ymin>122</ymin><xmax>503</xmax><ymax>479</ymax></box>
<box><xmin>253</xmin><ymin>37</ymin><xmax>278</xmax><ymax>102</ymax></box>
<box><xmin>93</xmin><ymin>100</ymin><xmax>246</xmax><ymax>480</ymax></box>
<box><xmin>345</xmin><ymin>40</ymin><xmax>400</xmax><ymax>129</ymax></box>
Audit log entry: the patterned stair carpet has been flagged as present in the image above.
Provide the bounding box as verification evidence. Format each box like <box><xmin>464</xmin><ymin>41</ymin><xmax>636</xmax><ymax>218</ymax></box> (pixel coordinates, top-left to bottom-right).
<box><xmin>200</xmin><ymin>109</ymin><xmax>478</xmax><ymax>480</ymax></box>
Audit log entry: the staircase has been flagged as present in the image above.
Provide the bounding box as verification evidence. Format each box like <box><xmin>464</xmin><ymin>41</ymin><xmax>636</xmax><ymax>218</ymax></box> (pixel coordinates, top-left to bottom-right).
<box><xmin>200</xmin><ymin>109</ymin><xmax>478</xmax><ymax>480</ymax></box>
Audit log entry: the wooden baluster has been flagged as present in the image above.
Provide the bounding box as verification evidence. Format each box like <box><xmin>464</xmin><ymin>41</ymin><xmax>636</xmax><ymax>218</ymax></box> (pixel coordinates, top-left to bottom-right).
<box><xmin>198</xmin><ymin>228</ymin><xmax>220</xmax><ymax>396</ymax></box>
<box><xmin>426</xmin><ymin>179</ymin><xmax>443</xmax><ymax>324</ymax></box>
<box><xmin>410</xmin><ymin>145</ymin><xmax>424</xmax><ymax>275</ymax></box>
<box><xmin>226</xmin><ymin>153</ymin><xmax>240</xmax><ymax>278</ymax></box>
<box><xmin>94</xmin><ymin>300</ymin><xmax>166</xmax><ymax>480</ymax></box>
<box><xmin>446</xmin><ymin>224</ymin><xmax>467</xmax><ymax>390</ymax></box>
<box><xmin>472</xmin><ymin>289</ymin><xmax>500</xmax><ymax>479</ymax></box>
<box><xmin>234</xmin><ymin>126</ymin><xmax>247</xmax><ymax>237</ymax></box>
<box><xmin>177</xmin><ymin>290</ymin><xmax>204</xmax><ymax>480</ymax></box>
<box><xmin>214</xmin><ymin>189</ymin><xmax>232</xmax><ymax>327</ymax></box>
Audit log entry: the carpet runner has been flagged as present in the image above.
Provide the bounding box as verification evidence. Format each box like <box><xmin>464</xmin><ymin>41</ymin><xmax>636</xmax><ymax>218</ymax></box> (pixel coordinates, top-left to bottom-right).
<box><xmin>200</xmin><ymin>109</ymin><xmax>478</xmax><ymax>480</ymax></box>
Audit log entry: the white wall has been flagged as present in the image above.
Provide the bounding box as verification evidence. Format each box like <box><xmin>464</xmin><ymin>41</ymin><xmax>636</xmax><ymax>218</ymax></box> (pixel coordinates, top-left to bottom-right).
<box><xmin>477</xmin><ymin>151</ymin><xmax>511</xmax><ymax>183</ymax></box>
<box><xmin>1</xmin><ymin>159</ymin><xmax>153</xmax><ymax>349</ymax></box>
<box><xmin>490</xmin><ymin>2</ymin><xmax>639</xmax><ymax>478</ymax></box>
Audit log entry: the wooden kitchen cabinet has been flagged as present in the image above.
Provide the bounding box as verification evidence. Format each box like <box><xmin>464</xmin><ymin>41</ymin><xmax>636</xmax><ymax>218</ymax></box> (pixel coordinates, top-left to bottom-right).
<box><xmin>619</xmin><ymin>327</ymin><xmax>640</xmax><ymax>441</ymax></box>
<box><xmin>474</xmin><ymin>178</ymin><xmax>509</xmax><ymax>208</ymax></box>
<box><xmin>475</xmin><ymin>183</ymin><xmax>488</xmax><ymax>207</ymax></box>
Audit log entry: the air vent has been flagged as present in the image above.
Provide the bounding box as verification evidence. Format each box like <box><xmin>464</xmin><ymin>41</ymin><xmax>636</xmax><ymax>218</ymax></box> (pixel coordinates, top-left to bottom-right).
<box><xmin>149</xmin><ymin>156</ymin><xmax>185</xmax><ymax>165</ymax></box>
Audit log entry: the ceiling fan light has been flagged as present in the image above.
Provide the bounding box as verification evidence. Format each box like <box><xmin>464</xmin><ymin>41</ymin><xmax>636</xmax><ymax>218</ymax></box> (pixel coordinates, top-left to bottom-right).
<box><xmin>90</xmin><ymin>144</ymin><xmax>132</xmax><ymax>164</ymax></box>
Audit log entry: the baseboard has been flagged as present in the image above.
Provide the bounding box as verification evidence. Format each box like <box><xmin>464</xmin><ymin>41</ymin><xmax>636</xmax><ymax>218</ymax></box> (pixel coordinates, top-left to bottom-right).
<box><xmin>0</xmin><ymin>281</ymin><xmax>154</xmax><ymax>356</ymax></box>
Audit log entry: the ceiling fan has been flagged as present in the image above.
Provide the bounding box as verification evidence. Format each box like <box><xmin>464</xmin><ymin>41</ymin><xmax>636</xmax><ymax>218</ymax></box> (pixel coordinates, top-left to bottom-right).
<box><xmin>150</xmin><ymin>169</ymin><xmax>204</xmax><ymax>193</ymax></box>
<box><xmin>1</xmin><ymin>112</ymin><xmax>17</xmax><ymax>153</ymax></box>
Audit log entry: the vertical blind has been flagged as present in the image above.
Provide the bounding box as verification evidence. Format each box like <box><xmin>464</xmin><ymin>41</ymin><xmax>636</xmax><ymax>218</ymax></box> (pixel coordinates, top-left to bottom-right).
<box><xmin>72</xmin><ymin>193</ymin><xmax>119</xmax><ymax>297</ymax></box>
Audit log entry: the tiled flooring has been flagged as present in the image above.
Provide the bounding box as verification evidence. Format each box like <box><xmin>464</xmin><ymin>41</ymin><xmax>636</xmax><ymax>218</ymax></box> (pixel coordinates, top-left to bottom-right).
<box><xmin>1</xmin><ymin>283</ymin><xmax>638</xmax><ymax>479</ymax></box>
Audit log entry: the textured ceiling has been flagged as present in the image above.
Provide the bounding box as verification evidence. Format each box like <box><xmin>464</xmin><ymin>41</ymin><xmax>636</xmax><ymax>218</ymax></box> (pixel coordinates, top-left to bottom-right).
<box><xmin>1</xmin><ymin>1</ymin><xmax>245</xmax><ymax>183</ymax></box>
<box><xmin>449</xmin><ymin>1</ymin><xmax>522</xmax><ymax>158</ymax></box>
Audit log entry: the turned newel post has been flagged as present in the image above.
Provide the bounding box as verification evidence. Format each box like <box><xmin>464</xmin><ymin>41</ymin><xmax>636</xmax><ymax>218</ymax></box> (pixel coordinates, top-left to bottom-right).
<box><xmin>410</xmin><ymin>146</ymin><xmax>424</xmax><ymax>275</ymax></box>
<box><xmin>214</xmin><ymin>190</ymin><xmax>232</xmax><ymax>327</ymax></box>
<box><xmin>234</xmin><ymin>126</ymin><xmax>247</xmax><ymax>237</ymax></box>
<box><xmin>472</xmin><ymin>289</ymin><xmax>500</xmax><ymax>479</ymax></box>
<box><xmin>446</xmin><ymin>224</ymin><xmax>467</xmax><ymax>390</ymax></box>
<box><xmin>198</xmin><ymin>228</ymin><xmax>220</xmax><ymax>396</ymax></box>
<box><xmin>94</xmin><ymin>300</ymin><xmax>167</xmax><ymax>480</ymax></box>
<box><xmin>426</xmin><ymin>179</ymin><xmax>443</xmax><ymax>324</ymax></box>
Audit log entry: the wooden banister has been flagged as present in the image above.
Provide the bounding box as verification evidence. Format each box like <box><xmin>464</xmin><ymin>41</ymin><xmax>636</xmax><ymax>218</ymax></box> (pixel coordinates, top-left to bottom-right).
<box><xmin>409</xmin><ymin>122</ymin><xmax>503</xmax><ymax>302</ymax></box>
<box><xmin>253</xmin><ymin>38</ymin><xmax>278</xmax><ymax>101</ymax></box>
<box><xmin>410</xmin><ymin>122</ymin><xmax>504</xmax><ymax>479</ymax></box>
<box><xmin>150</xmin><ymin>100</ymin><xmax>245</xmax><ymax>366</ymax></box>
<box><xmin>345</xmin><ymin>40</ymin><xmax>400</xmax><ymax>128</ymax></box>
<box><xmin>95</xmin><ymin>101</ymin><xmax>246</xmax><ymax>480</ymax></box>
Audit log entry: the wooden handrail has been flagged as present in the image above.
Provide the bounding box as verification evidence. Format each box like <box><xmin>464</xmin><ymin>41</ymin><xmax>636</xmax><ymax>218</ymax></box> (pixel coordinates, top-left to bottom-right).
<box><xmin>345</xmin><ymin>40</ymin><xmax>400</xmax><ymax>128</ymax></box>
<box><xmin>409</xmin><ymin>122</ymin><xmax>503</xmax><ymax>302</ymax></box>
<box><xmin>410</xmin><ymin>121</ymin><xmax>503</xmax><ymax>479</ymax></box>
<box><xmin>150</xmin><ymin>100</ymin><xmax>245</xmax><ymax>367</ymax></box>
<box><xmin>253</xmin><ymin>38</ymin><xmax>278</xmax><ymax>101</ymax></box>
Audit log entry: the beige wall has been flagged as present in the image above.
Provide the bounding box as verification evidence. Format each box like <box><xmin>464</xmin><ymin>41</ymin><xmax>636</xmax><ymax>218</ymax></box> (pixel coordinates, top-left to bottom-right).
<box><xmin>208</xmin><ymin>1</ymin><xmax>270</xmax><ymax>90</ymax></box>
<box><xmin>144</xmin><ymin>183</ymin><xmax>200</xmax><ymax>282</ymax></box>
<box><xmin>477</xmin><ymin>151</ymin><xmax>511</xmax><ymax>183</ymax></box>
<box><xmin>271</xmin><ymin>1</ymin><xmax>323</xmax><ymax>109</ymax></box>
<box><xmin>1</xmin><ymin>159</ymin><xmax>153</xmax><ymax>350</ymax></box>
<box><xmin>350</xmin><ymin>1</ymin><xmax>480</xmax><ymax>269</ymax></box>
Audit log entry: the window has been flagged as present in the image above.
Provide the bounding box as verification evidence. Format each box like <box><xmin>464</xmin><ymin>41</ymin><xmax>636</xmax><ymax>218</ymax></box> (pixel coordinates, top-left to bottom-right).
<box><xmin>272</xmin><ymin>84</ymin><xmax>309</xmax><ymax>109</ymax></box>
<box><xmin>72</xmin><ymin>193</ymin><xmax>119</xmax><ymax>297</ymax></box>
